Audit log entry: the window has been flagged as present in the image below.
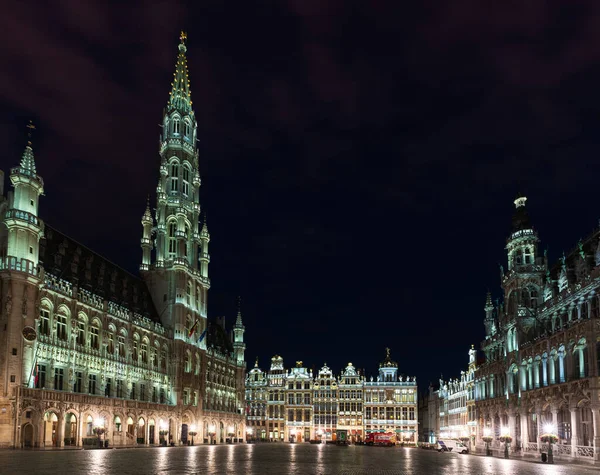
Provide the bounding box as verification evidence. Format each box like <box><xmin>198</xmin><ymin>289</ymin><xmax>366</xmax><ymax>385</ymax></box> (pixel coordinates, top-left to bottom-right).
<box><xmin>105</xmin><ymin>378</ymin><xmax>112</xmax><ymax>397</ymax></box>
<box><xmin>173</xmin><ymin>119</ymin><xmax>180</xmax><ymax>135</ymax></box>
<box><xmin>77</xmin><ymin>322</ymin><xmax>85</xmax><ymax>346</ymax></box>
<box><xmin>107</xmin><ymin>333</ymin><xmax>114</xmax><ymax>355</ymax></box>
<box><xmin>35</xmin><ymin>364</ymin><xmax>46</xmax><ymax>389</ymax></box>
<box><xmin>114</xmin><ymin>416</ymin><xmax>122</xmax><ymax>432</ymax></box>
<box><xmin>88</xmin><ymin>374</ymin><xmax>96</xmax><ymax>394</ymax></box>
<box><xmin>131</xmin><ymin>383</ymin><xmax>136</xmax><ymax>400</ymax></box>
<box><xmin>140</xmin><ymin>384</ymin><xmax>146</xmax><ymax>401</ymax></box>
<box><xmin>153</xmin><ymin>387</ymin><xmax>158</xmax><ymax>403</ymax></box>
<box><xmin>304</xmin><ymin>393</ymin><xmax>311</xmax><ymax>405</ymax></box>
<box><xmin>54</xmin><ymin>368</ymin><xmax>63</xmax><ymax>391</ymax></box>
<box><xmin>186</xmin><ymin>282</ymin><xmax>192</xmax><ymax>306</ymax></box>
<box><xmin>116</xmin><ymin>379</ymin><xmax>123</xmax><ymax>398</ymax></box>
<box><xmin>184</xmin><ymin>120</ymin><xmax>191</xmax><ymax>138</ymax></box>
<box><xmin>38</xmin><ymin>309</ymin><xmax>50</xmax><ymax>336</ymax></box>
<box><xmin>74</xmin><ymin>371</ymin><xmax>82</xmax><ymax>393</ymax></box>
<box><xmin>133</xmin><ymin>340</ymin><xmax>138</xmax><ymax>362</ymax></box>
<box><xmin>118</xmin><ymin>335</ymin><xmax>125</xmax><ymax>357</ymax></box>
<box><xmin>170</xmin><ymin>163</ymin><xmax>178</xmax><ymax>192</ymax></box>
<box><xmin>168</xmin><ymin>222</ymin><xmax>177</xmax><ymax>258</ymax></box>
<box><xmin>56</xmin><ymin>315</ymin><xmax>67</xmax><ymax>340</ymax></box>
<box><xmin>160</xmin><ymin>387</ymin><xmax>166</xmax><ymax>404</ymax></box>
<box><xmin>141</xmin><ymin>343</ymin><xmax>148</xmax><ymax>363</ymax></box>
<box><xmin>90</xmin><ymin>326</ymin><xmax>99</xmax><ymax>349</ymax></box>
<box><xmin>182</xmin><ymin>166</ymin><xmax>190</xmax><ymax>196</ymax></box>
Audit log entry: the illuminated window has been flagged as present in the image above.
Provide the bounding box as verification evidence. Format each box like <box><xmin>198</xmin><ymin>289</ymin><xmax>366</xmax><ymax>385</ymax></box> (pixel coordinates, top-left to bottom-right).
<box><xmin>170</xmin><ymin>163</ymin><xmax>178</xmax><ymax>192</ymax></box>
<box><xmin>182</xmin><ymin>166</ymin><xmax>190</xmax><ymax>196</ymax></box>
<box><xmin>38</xmin><ymin>309</ymin><xmax>50</xmax><ymax>336</ymax></box>
<box><xmin>173</xmin><ymin>118</ymin><xmax>180</xmax><ymax>135</ymax></box>
<box><xmin>168</xmin><ymin>222</ymin><xmax>177</xmax><ymax>258</ymax></box>
<box><xmin>56</xmin><ymin>315</ymin><xmax>67</xmax><ymax>341</ymax></box>
<box><xmin>90</xmin><ymin>325</ymin><xmax>99</xmax><ymax>349</ymax></box>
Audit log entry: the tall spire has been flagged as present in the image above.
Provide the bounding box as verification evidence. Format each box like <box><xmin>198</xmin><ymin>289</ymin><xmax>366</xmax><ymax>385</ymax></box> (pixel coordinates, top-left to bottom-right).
<box><xmin>235</xmin><ymin>296</ymin><xmax>243</xmax><ymax>325</ymax></box>
<box><xmin>20</xmin><ymin>121</ymin><xmax>37</xmax><ymax>173</ymax></box>
<box><xmin>168</xmin><ymin>31</ymin><xmax>193</xmax><ymax>114</ymax></box>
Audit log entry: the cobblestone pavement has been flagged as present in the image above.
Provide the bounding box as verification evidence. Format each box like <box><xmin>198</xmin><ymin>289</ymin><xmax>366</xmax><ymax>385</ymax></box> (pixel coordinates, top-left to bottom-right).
<box><xmin>0</xmin><ymin>444</ymin><xmax>598</xmax><ymax>475</ymax></box>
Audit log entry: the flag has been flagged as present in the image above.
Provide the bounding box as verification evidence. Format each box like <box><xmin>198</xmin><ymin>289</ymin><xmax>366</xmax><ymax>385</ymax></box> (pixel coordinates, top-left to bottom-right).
<box><xmin>196</xmin><ymin>328</ymin><xmax>207</xmax><ymax>343</ymax></box>
<box><xmin>187</xmin><ymin>319</ymin><xmax>199</xmax><ymax>338</ymax></box>
<box><xmin>33</xmin><ymin>364</ymin><xmax>39</xmax><ymax>388</ymax></box>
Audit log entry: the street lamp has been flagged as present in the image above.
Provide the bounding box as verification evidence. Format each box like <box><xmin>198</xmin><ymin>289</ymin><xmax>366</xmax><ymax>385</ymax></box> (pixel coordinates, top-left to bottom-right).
<box><xmin>246</xmin><ymin>427</ymin><xmax>253</xmax><ymax>443</ymax></box>
<box><xmin>189</xmin><ymin>424</ymin><xmax>197</xmax><ymax>446</ymax></box>
<box><xmin>482</xmin><ymin>427</ymin><xmax>493</xmax><ymax>456</ymax></box>
<box><xmin>499</xmin><ymin>426</ymin><xmax>512</xmax><ymax>459</ymax></box>
<box><xmin>541</xmin><ymin>423</ymin><xmax>558</xmax><ymax>464</ymax></box>
<box><xmin>208</xmin><ymin>424</ymin><xmax>216</xmax><ymax>444</ymax></box>
<box><xmin>93</xmin><ymin>418</ymin><xmax>106</xmax><ymax>448</ymax></box>
<box><xmin>159</xmin><ymin>421</ymin><xmax>168</xmax><ymax>447</ymax></box>
<box><xmin>317</xmin><ymin>429</ymin><xmax>323</xmax><ymax>443</ymax></box>
<box><xmin>228</xmin><ymin>426</ymin><xmax>235</xmax><ymax>443</ymax></box>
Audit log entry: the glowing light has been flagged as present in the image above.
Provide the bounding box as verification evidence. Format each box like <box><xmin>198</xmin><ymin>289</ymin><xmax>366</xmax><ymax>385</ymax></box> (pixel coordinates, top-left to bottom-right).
<box><xmin>501</xmin><ymin>426</ymin><xmax>510</xmax><ymax>437</ymax></box>
<box><xmin>190</xmin><ymin>424</ymin><xmax>196</xmax><ymax>432</ymax></box>
<box><xmin>209</xmin><ymin>424</ymin><xmax>216</xmax><ymax>434</ymax></box>
<box><xmin>246</xmin><ymin>427</ymin><xmax>253</xmax><ymax>435</ymax></box>
<box><xmin>97</xmin><ymin>417</ymin><xmax>105</xmax><ymax>427</ymax></box>
<box><xmin>483</xmin><ymin>428</ymin><xmax>491</xmax><ymax>437</ymax></box>
<box><xmin>543</xmin><ymin>423</ymin><xmax>557</xmax><ymax>435</ymax></box>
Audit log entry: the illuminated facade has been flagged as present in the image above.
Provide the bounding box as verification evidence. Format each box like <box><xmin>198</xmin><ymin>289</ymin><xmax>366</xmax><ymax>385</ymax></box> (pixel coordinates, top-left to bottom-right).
<box><xmin>244</xmin><ymin>350</ymin><xmax>417</xmax><ymax>443</ymax></box>
<box><xmin>364</xmin><ymin>349</ymin><xmax>418</xmax><ymax>445</ymax></box>
<box><xmin>430</xmin><ymin>346</ymin><xmax>477</xmax><ymax>447</ymax></box>
<box><xmin>474</xmin><ymin>195</ymin><xmax>600</xmax><ymax>463</ymax></box>
<box><xmin>337</xmin><ymin>362</ymin><xmax>364</xmax><ymax>443</ymax></box>
<box><xmin>313</xmin><ymin>364</ymin><xmax>338</xmax><ymax>441</ymax></box>
<box><xmin>0</xmin><ymin>33</ymin><xmax>246</xmax><ymax>449</ymax></box>
<box><xmin>245</xmin><ymin>359</ymin><xmax>267</xmax><ymax>441</ymax></box>
<box><xmin>284</xmin><ymin>362</ymin><xmax>313</xmax><ymax>442</ymax></box>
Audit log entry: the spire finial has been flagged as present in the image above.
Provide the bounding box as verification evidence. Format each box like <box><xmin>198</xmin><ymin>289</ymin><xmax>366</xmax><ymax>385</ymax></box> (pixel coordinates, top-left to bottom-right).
<box><xmin>168</xmin><ymin>32</ymin><xmax>192</xmax><ymax>111</ymax></box>
<box><xmin>180</xmin><ymin>31</ymin><xmax>187</xmax><ymax>43</ymax></box>
<box><xmin>26</xmin><ymin>120</ymin><xmax>36</xmax><ymax>146</ymax></box>
<box><xmin>255</xmin><ymin>356</ymin><xmax>259</xmax><ymax>367</ymax></box>
<box><xmin>235</xmin><ymin>296</ymin><xmax>243</xmax><ymax>326</ymax></box>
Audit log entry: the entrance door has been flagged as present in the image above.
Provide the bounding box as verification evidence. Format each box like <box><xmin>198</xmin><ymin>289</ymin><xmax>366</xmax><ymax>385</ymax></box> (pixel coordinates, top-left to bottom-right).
<box><xmin>181</xmin><ymin>423</ymin><xmax>188</xmax><ymax>444</ymax></box>
<box><xmin>149</xmin><ymin>424</ymin><xmax>155</xmax><ymax>445</ymax></box>
<box><xmin>22</xmin><ymin>424</ymin><xmax>33</xmax><ymax>448</ymax></box>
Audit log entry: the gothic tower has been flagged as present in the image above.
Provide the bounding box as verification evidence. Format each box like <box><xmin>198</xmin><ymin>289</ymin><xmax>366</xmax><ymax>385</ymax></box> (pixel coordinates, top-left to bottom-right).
<box><xmin>501</xmin><ymin>195</ymin><xmax>546</xmax><ymax>351</ymax></box>
<box><xmin>233</xmin><ymin>298</ymin><xmax>246</xmax><ymax>365</ymax></box>
<box><xmin>0</xmin><ymin>122</ymin><xmax>44</xmax><ymax>396</ymax></box>
<box><xmin>141</xmin><ymin>32</ymin><xmax>209</xmax><ymax>349</ymax></box>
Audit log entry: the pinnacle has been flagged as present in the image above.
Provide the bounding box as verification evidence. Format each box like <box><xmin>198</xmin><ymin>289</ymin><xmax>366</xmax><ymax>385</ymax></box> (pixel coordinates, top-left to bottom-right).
<box><xmin>167</xmin><ymin>32</ymin><xmax>193</xmax><ymax>114</ymax></box>
<box><xmin>20</xmin><ymin>144</ymin><xmax>36</xmax><ymax>173</ymax></box>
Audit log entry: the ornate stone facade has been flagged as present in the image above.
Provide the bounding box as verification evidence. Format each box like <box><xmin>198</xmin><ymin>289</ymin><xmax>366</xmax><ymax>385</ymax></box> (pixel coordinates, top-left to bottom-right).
<box><xmin>245</xmin><ymin>349</ymin><xmax>418</xmax><ymax>444</ymax></box>
<box><xmin>473</xmin><ymin>195</ymin><xmax>600</xmax><ymax>463</ymax></box>
<box><xmin>0</xmin><ymin>33</ymin><xmax>246</xmax><ymax>449</ymax></box>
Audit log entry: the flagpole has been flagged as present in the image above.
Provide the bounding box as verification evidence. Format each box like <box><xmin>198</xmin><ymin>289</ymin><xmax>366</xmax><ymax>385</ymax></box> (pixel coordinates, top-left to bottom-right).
<box><xmin>27</xmin><ymin>344</ymin><xmax>39</xmax><ymax>388</ymax></box>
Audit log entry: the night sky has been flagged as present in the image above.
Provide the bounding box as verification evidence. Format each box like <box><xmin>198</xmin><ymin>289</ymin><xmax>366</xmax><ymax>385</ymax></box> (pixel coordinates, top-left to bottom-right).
<box><xmin>2</xmin><ymin>1</ymin><xmax>600</xmax><ymax>391</ymax></box>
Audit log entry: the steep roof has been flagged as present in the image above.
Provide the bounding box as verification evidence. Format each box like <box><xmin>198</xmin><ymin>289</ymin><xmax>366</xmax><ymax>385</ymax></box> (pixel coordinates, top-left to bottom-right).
<box><xmin>39</xmin><ymin>224</ymin><xmax>160</xmax><ymax>322</ymax></box>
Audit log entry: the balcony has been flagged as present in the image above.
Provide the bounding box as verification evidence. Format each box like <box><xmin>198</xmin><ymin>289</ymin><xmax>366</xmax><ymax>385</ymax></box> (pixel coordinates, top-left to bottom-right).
<box><xmin>0</xmin><ymin>256</ymin><xmax>39</xmax><ymax>276</ymax></box>
<box><xmin>5</xmin><ymin>209</ymin><xmax>39</xmax><ymax>226</ymax></box>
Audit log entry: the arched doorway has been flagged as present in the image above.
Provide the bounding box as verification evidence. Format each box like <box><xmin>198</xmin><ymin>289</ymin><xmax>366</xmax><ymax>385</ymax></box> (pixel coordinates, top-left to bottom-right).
<box><xmin>127</xmin><ymin>417</ymin><xmax>135</xmax><ymax>445</ymax></box>
<box><xmin>149</xmin><ymin>419</ymin><xmax>156</xmax><ymax>445</ymax></box>
<box><xmin>43</xmin><ymin>412</ymin><xmax>59</xmax><ymax>447</ymax></box>
<box><xmin>64</xmin><ymin>413</ymin><xmax>77</xmax><ymax>446</ymax></box>
<box><xmin>22</xmin><ymin>423</ymin><xmax>34</xmax><ymax>448</ymax></box>
<box><xmin>137</xmin><ymin>418</ymin><xmax>145</xmax><ymax>444</ymax></box>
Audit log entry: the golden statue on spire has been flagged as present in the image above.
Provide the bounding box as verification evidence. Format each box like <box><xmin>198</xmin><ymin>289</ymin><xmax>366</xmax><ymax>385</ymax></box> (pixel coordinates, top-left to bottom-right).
<box><xmin>180</xmin><ymin>31</ymin><xmax>187</xmax><ymax>43</ymax></box>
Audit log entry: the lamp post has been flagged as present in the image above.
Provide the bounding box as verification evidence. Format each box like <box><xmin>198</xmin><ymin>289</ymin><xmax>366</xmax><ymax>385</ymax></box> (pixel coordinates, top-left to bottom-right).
<box><xmin>499</xmin><ymin>426</ymin><xmax>512</xmax><ymax>459</ymax></box>
<box><xmin>159</xmin><ymin>421</ymin><xmax>168</xmax><ymax>447</ymax></box>
<box><xmin>208</xmin><ymin>424</ymin><xmax>216</xmax><ymax>444</ymax></box>
<box><xmin>482</xmin><ymin>428</ymin><xmax>493</xmax><ymax>456</ymax></box>
<box><xmin>317</xmin><ymin>429</ymin><xmax>323</xmax><ymax>443</ymax></box>
<box><xmin>228</xmin><ymin>426</ymin><xmax>235</xmax><ymax>443</ymax></box>
<box><xmin>93</xmin><ymin>418</ymin><xmax>106</xmax><ymax>448</ymax></box>
<box><xmin>189</xmin><ymin>424</ymin><xmax>197</xmax><ymax>446</ymax></box>
<box><xmin>541</xmin><ymin>423</ymin><xmax>558</xmax><ymax>464</ymax></box>
<box><xmin>246</xmin><ymin>427</ymin><xmax>253</xmax><ymax>443</ymax></box>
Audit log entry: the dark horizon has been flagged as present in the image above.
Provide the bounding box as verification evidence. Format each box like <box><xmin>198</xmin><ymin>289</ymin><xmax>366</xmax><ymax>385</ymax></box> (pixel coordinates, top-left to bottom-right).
<box><xmin>2</xmin><ymin>1</ymin><xmax>600</xmax><ymax>392</ymax></box>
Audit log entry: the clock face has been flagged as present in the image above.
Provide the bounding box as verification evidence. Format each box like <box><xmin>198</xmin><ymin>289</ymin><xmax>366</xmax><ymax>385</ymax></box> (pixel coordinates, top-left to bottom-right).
<box><xmin>22</xmin><ymin>326</ymin><xmax>37</xmax><ymax>342</ymax></box>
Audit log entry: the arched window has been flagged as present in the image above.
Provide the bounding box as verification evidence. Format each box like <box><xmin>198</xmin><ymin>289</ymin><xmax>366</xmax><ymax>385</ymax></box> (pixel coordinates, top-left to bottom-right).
<box><xmin>170</xmin><ymin>162</ymin><xmax>178</xmax><ymax>193</ymax></box>
<box><xmin>141</xmin><ymin>340</ymin><xmax>148</xmax><ymax>364</ymax></box>
<box><xmin>172</xmin><ymin>118</ymin><xmax>180</xmax><ymax>135</ymax></box>
<box><xmin>186</xmin><ymin>281</ymin><xmax>192</xmax><ymax>305</ymax></box>
<box><xmin>530</xmin><ymin>289</ymin><xmax>538</xmax><ymax>308</ymax></box>
<box><xmin>132</xmin><ymin>334</ymin><xmax>139</xmax><ymax>361</ymax></box>
<box><xmin>184</xmin><ymin>120</ymin><xmax>191</xmax><ymax>138</ymax></box>
<box><xmin>38</xmin><ymin>309</ymin><xmax>50</xmax><ymax>336</ymax></box>
<box><xmin>514</xmin><ymin>249</ymin><xmax>523</xmax><ymax>266</ymax></box>
<box><xmin>182</xmin><ymin>166</ymin><xmax>190</xmax><ymax>196</ymax></box>
<box><xmin>56</xmin><ymin>314</ymin><xmax>67</xmax><ymax>340</ymax></box>
<box><xmin>185</xmin><ymin>351</ymin><xmax>192</xmax><ymax>373</ymax></box>
<box><xmin>168</xmin><ymin>221</ymin><xmax>177</xmax><ymax>258</ymax></box>
<box><xmin>524</xmin><ymin>247</ymin><xmax>532</xmax><ymax>264</ymax></box>
<box><xmin>118</xmin><ymin>331</ymin><xmax>126</xmax><ymax>357</ymax></box>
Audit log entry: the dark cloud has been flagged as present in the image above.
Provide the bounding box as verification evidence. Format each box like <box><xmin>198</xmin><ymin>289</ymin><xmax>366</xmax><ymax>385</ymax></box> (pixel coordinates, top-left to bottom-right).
<box><xmin>2</xmin><ymin>0</ymin><xmax>600</xmax><ymax>386</ymax></box>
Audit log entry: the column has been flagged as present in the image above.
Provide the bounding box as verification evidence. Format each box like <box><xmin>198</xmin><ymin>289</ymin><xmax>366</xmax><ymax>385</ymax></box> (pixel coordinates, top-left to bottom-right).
<box><xmin>508</xmin><ymin>412</ymin><xmax>516</xmax><ymax>444</ymax></box>
<box><xmin>542</xmin><ymin>357</ymin><xmax>548</xmax><ymax>386</ymax></box>
<box><xmin>559</xmin><ymin>354</ymin><xmax>565</xmax><ymax>383</ymax></box>
<box><xmin>571</xmin><ymin>407</ymin><xmax>579</xmax><ymax>453</ymax></box>
<box><xmin>592</xmin><ymin>407</ymin><xmax>600</xmax><ymax>462</ymax></box>
<box><xmin>578</xmin><ymin>349</ymin><xmax>585</xmax><ymax>378</ymax></box>
<box><xmin>520</xmin><ymin>412</ymin><xmax>529</xmax><ymax>448</ymax></box>
<box><xmin>58</xmin><ymin>413</ymin><xmax>65</xmax><ymax>447</ymax></box>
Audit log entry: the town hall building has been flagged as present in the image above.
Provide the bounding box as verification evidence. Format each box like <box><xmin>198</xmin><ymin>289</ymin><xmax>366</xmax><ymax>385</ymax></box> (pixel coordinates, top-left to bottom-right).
<box><xmin>0</xmin><ymin>33</ymin><xmax>247</xmax><ymax>448</ymax></box>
